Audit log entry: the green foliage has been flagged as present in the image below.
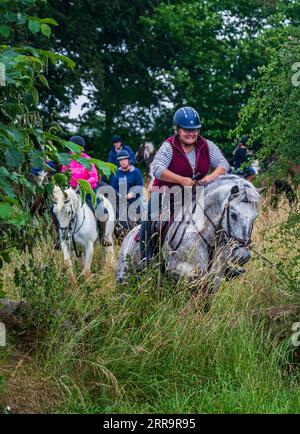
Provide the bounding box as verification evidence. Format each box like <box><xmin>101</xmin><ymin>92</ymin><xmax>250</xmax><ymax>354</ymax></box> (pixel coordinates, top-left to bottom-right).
<box><xmin>0</xmin><ymin>0</ymin><xmax>112</xmax><ymax>265</ymax></box>
<box><xmin>27</xmin><ymin>0</ymin><xmax>300</xmax><ymax>156</ymax></box>
<box><xmin>0</xmin><ymin>1</ymin><xmax>73</xmax><ymax>228</ymax></box>
<box><xmin>234</xmin><ymin>26</ymin><xmax>300</xmax><ymax>177</ymax></box>
<box><xmin>13</xmin><ymin>257</ymin><xmax>69</xmax><ymax>331</ymax></box>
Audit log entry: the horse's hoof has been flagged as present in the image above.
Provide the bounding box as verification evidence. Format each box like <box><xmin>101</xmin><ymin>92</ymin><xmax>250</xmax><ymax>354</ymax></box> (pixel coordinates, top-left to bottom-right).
<box><xmin>102</xmin><ymin>240</ymin><xmax>113</xmax><ymax>247</ymax></box>
<box><xmin>69</xmin><ymin>274</ymin><xmax>77</xmax><ymax>285</ymax></box>
<box><xmin>79</xmin><ymin>271</ymin><xmax>93</xmax><ymax>280</ymax></box>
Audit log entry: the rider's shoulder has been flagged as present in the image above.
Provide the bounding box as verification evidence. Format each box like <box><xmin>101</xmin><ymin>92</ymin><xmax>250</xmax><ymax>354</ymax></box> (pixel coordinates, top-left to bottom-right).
<box><xmin>159</xmin><ymin>140</ymin><xmax>172</xmax><ymax>150</ymax></box>
<box><xmin>205</xmin><ymin>138</ymin><xmax>216</xmax><ymax>147</ymax></box>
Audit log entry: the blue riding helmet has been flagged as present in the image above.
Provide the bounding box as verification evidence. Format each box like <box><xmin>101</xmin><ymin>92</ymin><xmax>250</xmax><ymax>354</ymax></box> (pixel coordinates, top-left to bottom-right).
<box><xmin>173</xmin><ymin>106</ymin><xmax>201</xmax><ymax>129</ymax></box>
<box><xmin>117</xmin><ymin>150</ymin><xmax>130</xmax><ymax>160</ymax></box>
<box><xmin>69</xmin><ymin>135</ymin><xmax>85</xmax><ymax>147</ymax></box>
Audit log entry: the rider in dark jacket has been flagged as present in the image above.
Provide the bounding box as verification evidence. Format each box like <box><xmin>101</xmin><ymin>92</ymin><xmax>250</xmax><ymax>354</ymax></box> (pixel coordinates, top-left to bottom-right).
<box><xmin>110</xmin><ymin>150</ymin><xmax>144</xmax><ymax>230</ymax></box>
<box><xmin>108</xmin><ymin>135</ymin><xmax>136</xmax><ymax>167</ymax></box>
<box><xmin>232</xmin><ymin>135</ymin><xmax>256</xmax><ymax>182</ymax></box>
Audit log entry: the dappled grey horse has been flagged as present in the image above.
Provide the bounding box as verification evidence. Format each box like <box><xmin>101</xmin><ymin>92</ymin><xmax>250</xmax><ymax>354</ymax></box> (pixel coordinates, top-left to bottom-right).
<box><xmin>116</xmin><ymin>175</ymin><xmax>261</xmax><ymax>295</ymax></box>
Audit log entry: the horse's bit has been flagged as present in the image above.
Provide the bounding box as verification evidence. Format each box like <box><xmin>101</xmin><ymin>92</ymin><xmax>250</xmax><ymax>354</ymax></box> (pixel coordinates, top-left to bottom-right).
<box><xmin>56</xmin><ymin>197</ymin><xmax>86</xmax><ymax>256</ymax></box>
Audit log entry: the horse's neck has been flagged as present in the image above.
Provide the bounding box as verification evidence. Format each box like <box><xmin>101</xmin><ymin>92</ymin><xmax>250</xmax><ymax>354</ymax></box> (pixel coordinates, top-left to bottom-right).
<box><xmin>71</xmin><ymin>194</ymin><xmax>85</xmax><ymax>223</ymax></box>
<box><xmin>200</xmin><ymin>187</ymin><xmax>228</xmax><ymax>242</ymax></box>
<box><xmin>204</xmin><ymin>188</ymin><xmax>224</xmax><ymax>220</ymax></box>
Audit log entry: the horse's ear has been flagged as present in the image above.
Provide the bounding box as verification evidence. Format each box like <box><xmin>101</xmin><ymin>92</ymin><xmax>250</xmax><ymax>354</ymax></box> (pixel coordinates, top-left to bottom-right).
<box><xmin>256</xmin><ymin>187</ymin><xmax>265</xmax><ymax>194</ymax></box>
<box><xmin>231</xmin><ymin>185</ymin><xmax>239</xmax><ymax>195</ymax></box>
<box><xmin>63</xmin><ymin>190</ymin><xmax>68</xmax><ymax>199</ymax></box>
<box><xmin>52</xmin><ymin>185</ymin><xmax>61</xmax><ymax>201</ymax></box>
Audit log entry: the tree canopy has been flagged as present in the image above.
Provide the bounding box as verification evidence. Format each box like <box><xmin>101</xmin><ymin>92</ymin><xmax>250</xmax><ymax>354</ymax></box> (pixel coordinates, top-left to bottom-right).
<box><xmin>234</xmin><ymin>26</ymin><xmax>300</xmax><ymax>179</ymax></box>
<box><xmin>24</xmin><ymin>0</ymin><xmax>299</xmax><ymax>158</ymax></box>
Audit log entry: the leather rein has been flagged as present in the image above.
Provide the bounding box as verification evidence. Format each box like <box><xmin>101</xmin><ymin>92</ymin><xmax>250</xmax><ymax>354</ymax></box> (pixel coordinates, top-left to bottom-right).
<box><xmin>54</xmin><ymin>196</ymin><xmax>86</xmax><ymax>257</ymax></box>
<box><xmin>171</xmin><ymin>189</ymin><xmax>252</xmax><ymax>252</ymax></box>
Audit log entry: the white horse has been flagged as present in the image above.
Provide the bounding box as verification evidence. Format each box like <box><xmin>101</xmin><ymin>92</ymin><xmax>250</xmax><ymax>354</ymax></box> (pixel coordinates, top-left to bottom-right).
<box><xmin>52</xmin><ymin>186</ymin><xmax>115</xmax><ymax>280</ymax></box>
<box><xmin>116</xmin><ymin>175</ymin><xmax>262</xmax><ymax>296</ymax></box>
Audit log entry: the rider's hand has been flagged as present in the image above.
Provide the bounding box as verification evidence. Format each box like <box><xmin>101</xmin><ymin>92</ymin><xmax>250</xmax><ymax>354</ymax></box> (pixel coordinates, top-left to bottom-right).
<box><xmin>180</xmin><ymin>177</ymin><xmax>195</xmax><ymax>187</ymax></box>
<box><xmin>198</xmin><ymin>174</ymin><xmax>215</xmax><ymax>185</ymax></box>
<box><xmin>125</xmin><ymin>192</ymin><xmax>134</xmax><ymax>200</ymax></box>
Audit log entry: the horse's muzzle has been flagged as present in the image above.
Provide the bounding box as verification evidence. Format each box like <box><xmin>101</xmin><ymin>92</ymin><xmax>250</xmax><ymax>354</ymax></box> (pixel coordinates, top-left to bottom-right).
<box><xmin>231</xmin><ymin>246</ymin><xmax>251</xmax><ymax>266</ymax></box>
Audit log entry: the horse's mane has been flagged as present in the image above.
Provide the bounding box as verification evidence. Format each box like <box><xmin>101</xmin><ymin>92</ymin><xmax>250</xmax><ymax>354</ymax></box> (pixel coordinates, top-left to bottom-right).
<box><xmin>204</xmin><ymin>174</ymin><xmax>260</xmax><ymax>204</ymax></box>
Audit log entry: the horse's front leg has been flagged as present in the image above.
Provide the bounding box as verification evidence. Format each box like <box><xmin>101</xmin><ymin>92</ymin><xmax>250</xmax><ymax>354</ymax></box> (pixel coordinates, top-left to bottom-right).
<box><xmin>81</xmin><ymin>241</ymin><xmax>94</xmax><ymax>277</ymax></box>
<box><xmin>61</xmin><ymin>239</ymin><xmax>76</xmax><ymax>283</ymax></box>
<box><xmin>205</xmin><ymin>245</ymin><xmax>230</xmax><ymax>296</ymax></box>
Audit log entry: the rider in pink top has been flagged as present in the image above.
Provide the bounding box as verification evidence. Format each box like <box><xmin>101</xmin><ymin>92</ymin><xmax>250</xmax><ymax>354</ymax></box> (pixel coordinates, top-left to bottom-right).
<box><xmin>61</xmin><ymin>136</ymin><xmax>98</xmax><ymax>190</ymax></box>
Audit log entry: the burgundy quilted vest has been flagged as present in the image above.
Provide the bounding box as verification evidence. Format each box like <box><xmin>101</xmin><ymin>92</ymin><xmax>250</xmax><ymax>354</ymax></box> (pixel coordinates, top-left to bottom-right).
<box><xmin>153</xmin><ymin>134</ymin><xmax>210</xmax><ymax>189</ymax></box>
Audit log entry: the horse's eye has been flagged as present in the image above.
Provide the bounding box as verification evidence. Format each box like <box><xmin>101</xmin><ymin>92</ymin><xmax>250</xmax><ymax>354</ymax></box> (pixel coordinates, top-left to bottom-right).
<box><xmin>231</xmin><ymin>212</ymin><xmax>238</xmax><ymax>221</ymax></box>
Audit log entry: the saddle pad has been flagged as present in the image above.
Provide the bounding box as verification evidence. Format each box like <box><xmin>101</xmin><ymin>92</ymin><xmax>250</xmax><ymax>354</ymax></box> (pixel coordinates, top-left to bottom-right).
<box><xmin>134</xmin><ymin>232</ymin><xmax>141</xmax><ymax>242</ymax></box>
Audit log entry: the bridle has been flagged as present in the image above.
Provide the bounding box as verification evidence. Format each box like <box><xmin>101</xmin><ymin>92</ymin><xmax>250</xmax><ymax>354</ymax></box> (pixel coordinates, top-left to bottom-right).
<box><xmin>171</xmin><ymin>187</ymin><xmax>252</xmax><ymax>251</ymax></box>
<box><xmin>54</xmin><ymin>194</ymin><xmax>86</xmax><ymax>257</ymax></box>
<box><xmin>204</xmin><ymin>195</ymin><xmax>252</xmax><ymax>248</ymax></box>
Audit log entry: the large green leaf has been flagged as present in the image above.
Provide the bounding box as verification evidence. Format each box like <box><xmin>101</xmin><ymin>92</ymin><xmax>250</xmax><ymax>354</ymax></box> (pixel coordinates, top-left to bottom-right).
<box><xmin>0</xmin><ymin>25</ymin><xmax>10</xmax><ymax>37</ymax></box>
<box><xmin>53</xmin><ymin>173</ymin><xmax>68</xmax><ymax>188</ymax></box>
<box><xmin>29</xmin><ymin>149</ymin><xmax>44</xmax><ymax>168</ymax></box>
<box><xmin>36</xmin><ymin>49</ymin><xmax>75</xmax><ymax>69</ymax></box>
<box><xmin>28</xmin><ymin>20</ymin><xmax>40</xmax><ymax>34</ymax></box>
<box><xmin>38</xmin><ymin>73</ymin><xmax>49</xmax><ymax>88</ymax></box>
<box><xmin>77</xmin><ymin>179</ymin><xmax>96</xmax><ymax>206</ymax></box>
<box><xmin>17</xmin><ymin>13</ymin><xmax>27</xmax><ymax>25</ymax></box>
<box><xmin>28</xmin><ymin>86</ymin><xmax>39</xmax><ymax>105</ymax></box>
<box><xmin>5</xmin><ymin>12</ymin><xmax>17</xmax><ymax>23</ymax></box>
<box><xmin>41</xmin><ymin>23</ymin><xmax>51</xmax><ymax>38</ymax></box>
<box><xmin>40</xmin><ymin>18</ymin><xmax>58</xmax><ymax>26</ymax></box>
<box><xmin>64</xmin><ymin>140</ymin><xmax>82</xmax><ymax>154</ymax></box>
<box><xmin>0</xmin><ymin>175</ymin><xmax>15</xmax><ymax>197</ymax></box>
<box><xmin>91</xmin><ymin>159</ymin><xmax>115</xmax><ymax>178</ymax></box>
<box><xmin>57</xmin><ymin>153</ymin><xmax>72</xmax><ymax>166</ymax></box>
<box><xmin>73</xmin><ymin>156</ymin><xmax>91</xmax><ymax>171</ymax></box>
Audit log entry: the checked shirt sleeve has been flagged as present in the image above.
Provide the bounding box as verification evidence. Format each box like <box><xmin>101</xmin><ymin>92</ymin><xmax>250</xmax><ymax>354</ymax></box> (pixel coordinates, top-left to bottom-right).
<box><xmin>207</xmin><ymin>140</ymin><xmax>230</xmax><ymax>172</ymax></box>
<box><xmin>152</xmin><ymin>141</ymin><xmax>173</xmax><ymax>180</ymax></box>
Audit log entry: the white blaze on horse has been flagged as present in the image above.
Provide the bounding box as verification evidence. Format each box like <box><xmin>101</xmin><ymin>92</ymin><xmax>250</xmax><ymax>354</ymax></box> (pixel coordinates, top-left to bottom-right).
<box><xmin>116</xmin><ymin>175</ymin><xmax>262</xmax><ymax>296</ymax></box>
<box><xmin>52</xmin><ymin>186</ymin><xmax>115</xmax><ymax>280</ymax></box>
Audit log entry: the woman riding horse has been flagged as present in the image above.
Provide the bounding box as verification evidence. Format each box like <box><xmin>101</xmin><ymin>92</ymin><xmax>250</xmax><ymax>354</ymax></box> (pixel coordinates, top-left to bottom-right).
<box><xmin>61</xmin><ymin>135</ymin><xmax>99</xmax><ymax>208</ymax></box>
<box><xmin>139</xmin><ymin>106</ymin><xmax>231</xmax><ymax>268</ymax></box>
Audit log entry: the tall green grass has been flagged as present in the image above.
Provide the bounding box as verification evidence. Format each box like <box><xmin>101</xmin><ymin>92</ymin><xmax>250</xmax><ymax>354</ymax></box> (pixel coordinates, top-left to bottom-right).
<box><xmin>1</xmin><ymin>200</ymin><xmax>300</xmax><ymax>413</ymax></box>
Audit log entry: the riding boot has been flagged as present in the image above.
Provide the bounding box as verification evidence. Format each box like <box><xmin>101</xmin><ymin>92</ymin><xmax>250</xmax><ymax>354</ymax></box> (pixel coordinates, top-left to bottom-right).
<box><xmin>138</xmin><ymin>191</ymin><xmax>162</xmax><ymax>271</ymax></box>
<box><xmin>138</xmin><ymin>219</ymin><xmax>153</xmax><ymax>270</ymax></box>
